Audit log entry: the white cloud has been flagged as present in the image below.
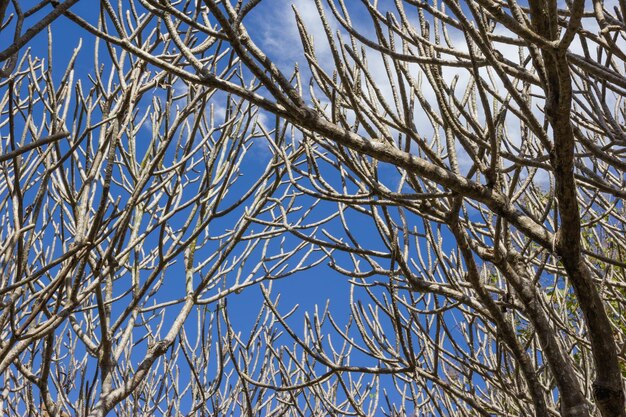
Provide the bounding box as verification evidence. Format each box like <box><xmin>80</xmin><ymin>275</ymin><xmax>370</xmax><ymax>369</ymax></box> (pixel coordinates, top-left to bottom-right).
<box><xmin>254</xmin><ymin>0</ymin><xmax>332</xmax><ymax>73</ymax></box>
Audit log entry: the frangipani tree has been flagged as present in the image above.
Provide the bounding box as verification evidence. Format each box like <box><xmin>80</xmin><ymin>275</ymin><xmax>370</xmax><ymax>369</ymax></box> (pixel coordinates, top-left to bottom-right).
<box><xmin>0</xmin><ymin>0</ymin><xmax>625</xmax><ymax>416</ymax></box>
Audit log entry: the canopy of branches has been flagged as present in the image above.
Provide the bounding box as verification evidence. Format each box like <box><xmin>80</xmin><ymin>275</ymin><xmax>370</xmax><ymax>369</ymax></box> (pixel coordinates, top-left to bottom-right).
<box><xmin>0</xmin><ymin>0</ymin><xmax>625</xmax><ymax>416</ymax></box>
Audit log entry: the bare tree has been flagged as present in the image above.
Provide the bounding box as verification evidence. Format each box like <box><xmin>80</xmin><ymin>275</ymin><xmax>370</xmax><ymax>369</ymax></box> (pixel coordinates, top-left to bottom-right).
<box><xmin>1</xmin><ymin>0</ymin><xmax>625</xmax><ymax>416</ymax></box>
